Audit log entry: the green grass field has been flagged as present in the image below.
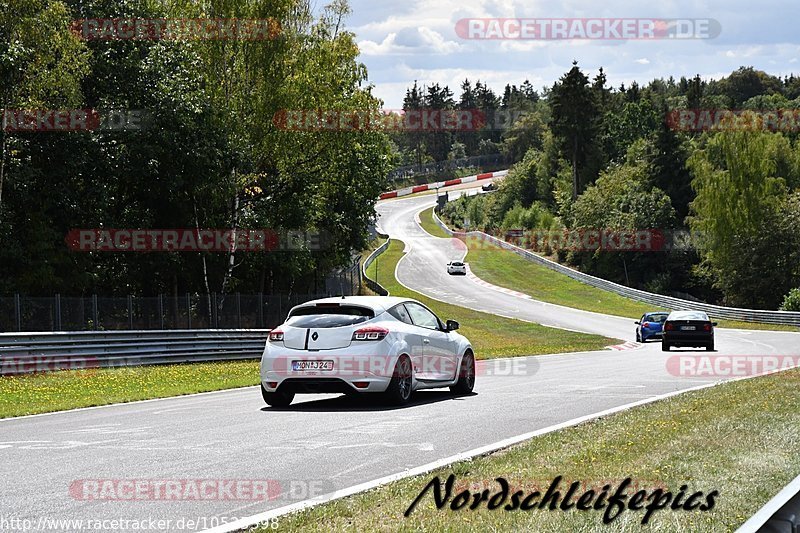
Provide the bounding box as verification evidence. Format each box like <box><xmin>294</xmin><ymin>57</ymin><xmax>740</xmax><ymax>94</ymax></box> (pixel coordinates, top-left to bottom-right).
<box><xmin>419</xmin><ymin>207</ymin><xmax>798</xmax><ymax>332</ymax></box>
<box><xmin>0</xmin><ymin>234</ymin><xmax>615</xmax><ymax>419</ymax></box>
<box><xmin>263</xmin><ymin>367</ymin><xmax>800</xmax><ymax>532</ymax></box>
<box><xmin>0</xmin><ymin>360</ymin><xmax>260</xmax><ymax>419</ymax></box>
<box><xmin>365</xmin><ymin>239</ymin><xmax>617</xmax><ymax>358</ymax></box>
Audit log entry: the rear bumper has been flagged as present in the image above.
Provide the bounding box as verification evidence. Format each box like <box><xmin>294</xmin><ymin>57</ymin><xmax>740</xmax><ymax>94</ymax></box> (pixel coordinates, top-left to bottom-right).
<box><xmin>664</xmin><ymin>332</ymin><xmax>713</xmax><ymax>346</ymax></box>
<box><xmin>270</xmin><ymin>377</ymin><xmax>390</xmax><ymax>394</ymax></box>
<box><xmin>262</xmin><ymin>376</ymin><xmax>391</xmax><ymax>394</ymax></box>
<box><xmin>261</xmin><ymin>347</ymin><xmax>399</xmax><ymax>394</ymax></box>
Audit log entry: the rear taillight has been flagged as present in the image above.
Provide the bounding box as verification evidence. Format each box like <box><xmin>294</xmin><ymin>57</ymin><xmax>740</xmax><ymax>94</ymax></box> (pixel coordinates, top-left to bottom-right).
<box><xmin>665</xmin><ymin>322</ymin><xmax>674</xmax><ymax>331</ymax></box>
<box><xmin>703</xmin><ymin>323</ymin><xmax>712</xmax><ymax>331</ymax></box>
<box><xmin>352</xmin><ymin>326</ymin><xmax>388</xmax><ymax>341</ymax></box>
<box><xmin>642</xmin><ymin>322</ymin><xmax>650</xmax><ymax>329</ymax></box>
<box><xmin>268</xmin><ymin>330</ymin><xmax>284</xmax><ymax>342</ymax></box>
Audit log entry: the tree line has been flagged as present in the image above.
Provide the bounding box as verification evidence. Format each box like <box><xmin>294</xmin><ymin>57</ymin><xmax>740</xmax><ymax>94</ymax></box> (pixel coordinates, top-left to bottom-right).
<box><xmin>0</xmin><ymin>0</ymin><xmax>392</xmax><ymax>298</ymax></box>
<box><xmin>436</xmin><ymin>64</ymin><xmax>800</xmax><ymax>310</ymax></box>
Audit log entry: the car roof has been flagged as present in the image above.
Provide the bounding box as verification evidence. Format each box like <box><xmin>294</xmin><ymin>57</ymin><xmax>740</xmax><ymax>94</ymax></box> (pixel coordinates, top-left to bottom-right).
<box><xmin>290</xmin><ymin>296</ymin><xmax>413</xmax><ymax>315</ymax></box>
<box><xmin>668</xmin><ymin>310</ymin><xmax>709</xmax><ymax>320</ymax></box>
<box><xmin>644</xmin><ymin>311</ymin><xmax>669</xmax><ymax>316</ymax></box>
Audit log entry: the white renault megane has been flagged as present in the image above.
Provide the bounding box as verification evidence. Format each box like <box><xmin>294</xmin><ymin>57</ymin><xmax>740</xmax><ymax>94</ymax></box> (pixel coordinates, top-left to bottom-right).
<box><xmin>260</xmin><ymin>296</ymin><xmax>475</xmax><ymax>407</ymax></box>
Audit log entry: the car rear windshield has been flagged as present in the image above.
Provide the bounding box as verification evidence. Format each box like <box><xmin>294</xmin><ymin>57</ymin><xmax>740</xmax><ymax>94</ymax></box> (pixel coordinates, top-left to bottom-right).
<box><xmin>645</xmin><ymin>313</ymin><xmax>668</xmax><ymax>322</ymax></box>
<box><xmin>451</xmin><ymin>262</ymin><xmax>464</xmax><ymax>266</ymax></box>
<box><xmin>286</xmin><ymin>305</ymin><xmax>374</xmax><ymax>328</ymax></box>
<box><xmin>668</xmin><ymin>311</ymin><xmax>709</xmax><ymax>321</ymax></box>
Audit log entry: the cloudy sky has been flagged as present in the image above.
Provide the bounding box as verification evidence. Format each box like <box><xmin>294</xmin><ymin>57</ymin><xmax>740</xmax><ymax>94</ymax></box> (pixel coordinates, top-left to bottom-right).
<box><xmin>341</xmin><ymin>0</ymin><xmax>800</xmax><ymax>108</ymax></box>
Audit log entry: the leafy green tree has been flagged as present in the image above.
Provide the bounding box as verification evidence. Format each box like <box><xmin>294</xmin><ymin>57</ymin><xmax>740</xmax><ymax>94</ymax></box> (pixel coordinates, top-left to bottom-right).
<box><xmin>688</xmin><ymin>123</ymin><xmax>793</xmax><ymax>306</ymax></box>
<box><xmin>648</xmin><ymin>115</ymin><xmax>693</xmax><ymax>220</ymax></box>
<box><xmin>501</xmin><ymin>104</ymin><xmax>547</xmax><ymax>162</ymax></box>
<box><xmin>600</xmin><ymin>99</ymin><xmax>660</xmax><ymax>164</ymax></box>
<box><xmin>0</xmin><ymin>0</ymin><xmax>90</xmax><ymax>213</ymax></box>
<box><xmin>448</xmin><ymin>140</ymin><xmax>466</xmax><ymax>160</ymax></box>
<box><xmin>569</xmin><ymin>160</ymin><xmax>676</xmax><ymax>286</ymax></box>
<box><xmin>718</xmin><ymin>66</ymin><xmax>784</xmax><ymax>107</ymax></box>
<box><xmin>781</xmin><ymin>288</ymin><xmax>800</xmax><ymax>311</ymax></box>
<box><xmin>402</xmin><ymin>81</ymin><xmax>426</xmax><ymax>167</ymax></box>
<box><xmin>550</xmin><ymin>61</ymin><xmax>601</xmax><ymax>200</ymax></box>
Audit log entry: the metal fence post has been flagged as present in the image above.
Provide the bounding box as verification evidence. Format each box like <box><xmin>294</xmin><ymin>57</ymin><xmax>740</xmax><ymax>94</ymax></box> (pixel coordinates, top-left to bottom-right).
<box><xmin>92</xmin><ymin>294</ymin><xmax>98</xmax><ymax>330</ymax></box>
<box><xmin>236</xmin><ymin>292</ymin><xmax>241</xmax><ymax>329</ymax></box>
<box><xmin>128</xmin><ymin>295</ymin><xmax>133</xmax><ymax>329</ymax></box>
<box><xmin>212</xmin><ymin>293</ymin><xmax>218</xmax><ymax>329</ymax></box>
<box><xmin>55</xmin><ymin>293</ymin><xmax>62</xmax><ymax>331</ymax></box>
<box><xmin>14</xmin><ymin>293</ymin><xmax>21</xmax><ymax>331</ymax></box>
<box><xmin>258</xmin><ymin>293</ymin><xmax>263</xmax><ymax>328</ymax></box>
<box><xmin>186</xmin><ymin>293</ymin><xmax>192</xmax><ymax>329</ymax></box>
<box><xmin>158</xmin><ymin>294</ymin><xmax>165</xmax><ymax>329</ymax></box>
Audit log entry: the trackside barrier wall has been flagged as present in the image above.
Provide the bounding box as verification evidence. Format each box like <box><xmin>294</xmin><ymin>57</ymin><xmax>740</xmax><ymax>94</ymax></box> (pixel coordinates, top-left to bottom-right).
<box><xmin>362</xmin><ymin>237</ymin><xmax>390</xmax><ymax>296</ymax></box>
<box><xmin>431</xmin><ymin>210</ymin><xmax>800</xmax><ymax>327</ymax></box>
<box><xmin>0</xmin><ymin>329</ymin><xmax>270</xmax><ymax>375</ymax></box>
<box><xmin>379</xmin><ymin>170</ymin><xmax>509</xmax><ymax>200</ymax></box>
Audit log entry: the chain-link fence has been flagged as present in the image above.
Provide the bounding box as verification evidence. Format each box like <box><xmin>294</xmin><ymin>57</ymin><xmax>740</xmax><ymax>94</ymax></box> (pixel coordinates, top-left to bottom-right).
<box><xmin>388</xmin><ymin>153</ymin><xmax>508</xmax><ymax>181</ymax></box>
<box><xmin>0</xmin><ymin>262</ymin><xmax>363</xmax><ymax>332</ymax></box>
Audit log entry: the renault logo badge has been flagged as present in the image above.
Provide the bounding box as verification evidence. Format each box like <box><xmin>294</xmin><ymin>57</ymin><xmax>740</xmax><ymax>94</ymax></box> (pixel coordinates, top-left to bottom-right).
<box><xmin>311</xmin><ymin>332</ymin><xmax>318</xmax><ymax>341</ymax></box>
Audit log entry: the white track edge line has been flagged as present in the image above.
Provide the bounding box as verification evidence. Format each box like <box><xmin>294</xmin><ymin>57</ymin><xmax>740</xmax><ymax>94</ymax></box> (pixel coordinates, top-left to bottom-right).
<box><xmin>203</xmin><ymin>363</ymin><xmax>799</xmax><ymax>533</ymax></box>
<box><xmin>736</xmin><ymin>473</ymin><xmax>800</xmax><ymax>532</ymax></box>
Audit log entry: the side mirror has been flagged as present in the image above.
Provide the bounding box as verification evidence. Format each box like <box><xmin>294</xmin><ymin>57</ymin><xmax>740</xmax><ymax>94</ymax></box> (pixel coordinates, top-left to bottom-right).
<box><xmin>712</xmin><ymin>322</ymin><xmax>718</xmax><ymax>327</ymax></box>
<box><xmin>446</xmin><ymin>319</ymin><xmax>459</xmax><ymax>331</ymax></box>
<box><xmin>634</xmin><ymin>321</ymin><xmax>640</xmax><ymax>325</ymax></box>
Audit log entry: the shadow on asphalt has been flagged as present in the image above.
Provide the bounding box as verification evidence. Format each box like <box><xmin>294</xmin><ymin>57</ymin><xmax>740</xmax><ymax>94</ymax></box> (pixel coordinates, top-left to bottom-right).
<box><xmin>260</xmin><ymin>390</ymin><xmax>478</xmax><ymax>412</ymax></box>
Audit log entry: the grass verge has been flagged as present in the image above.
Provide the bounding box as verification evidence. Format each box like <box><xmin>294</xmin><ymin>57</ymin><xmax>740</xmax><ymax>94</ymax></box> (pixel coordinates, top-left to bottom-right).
<box><xmin>365</xmin><ymin>239</ymin><xmax>617</xmax><ymax>358</ymax></box>
<box><xmin>419</xmin><ymin>207</ymin><xmax>799</xmax><ymax>332</ymax></box>
<box><xmin>0</xmin><ymin>233</ymin><xmax>613</xmax><ymax>418</ymax></box>
<box><xmin>0</xmin><ymin>360</ymin><xmax>259</xmax><ymax>419</ymax></box>
<box><xmin>262</xmin><ymin>368</ymin><xmax>800</xmax><ymax>532</ymax></box>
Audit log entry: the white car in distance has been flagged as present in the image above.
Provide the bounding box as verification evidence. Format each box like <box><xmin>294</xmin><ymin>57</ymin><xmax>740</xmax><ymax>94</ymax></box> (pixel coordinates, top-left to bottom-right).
<box><xmin>447</xmin><ymin>261</ymin><xmax>467</xmax><ymax>275</ymax></box>
<box><xmin>260</xmin><ymin>296</ymin><xmax>475</xmax><ymax>407</ymax></box>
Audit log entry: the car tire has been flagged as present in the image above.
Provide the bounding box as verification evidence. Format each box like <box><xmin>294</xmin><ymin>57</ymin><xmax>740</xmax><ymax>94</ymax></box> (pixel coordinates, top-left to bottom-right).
<box><xmin>636</xmin><ymin>331</ymin><xmax>642</xmax><ymax>343</ymax></box>
<box><xmin>662</xmin><ymin>342</ymin><xmax>670</xmax><ymax>351</ymax></box>
<box><xmin>450</xmin><ymin>351</ymin><xmax>475</xmax><ymax>394</ymax></box>
<box><xmin>261</xmin><ymin>385</ymin><xmax>294</xmax><ymax>407</ymax></box>
<box><xmin>706</xmin><ymin>341</ymin><xmax>714</xmax><ymax>351</ymax></box>
<box><xmin>384</xmin><ymin>355</ymin><xmax>413</xmax><ymax>405</ymax></box>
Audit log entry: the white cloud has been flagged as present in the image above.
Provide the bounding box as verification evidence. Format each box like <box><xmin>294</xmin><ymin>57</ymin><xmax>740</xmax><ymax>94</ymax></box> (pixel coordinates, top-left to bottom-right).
<box><xmin>358</xmin><ymin>27</ymin><xmax>462</xmax><ymax>55</ymax></box>
<box><xmin>345</xmin><ymin>0</ymin><xmax>800</xmax><ymax>107</ymax></box>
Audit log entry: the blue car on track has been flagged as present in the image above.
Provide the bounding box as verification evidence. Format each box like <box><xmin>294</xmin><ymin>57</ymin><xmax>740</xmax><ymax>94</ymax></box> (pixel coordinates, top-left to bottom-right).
<box><xmin>634</xmin><ymin>312</ymin><xmax>669</xmax><ymax>342</ymax></box>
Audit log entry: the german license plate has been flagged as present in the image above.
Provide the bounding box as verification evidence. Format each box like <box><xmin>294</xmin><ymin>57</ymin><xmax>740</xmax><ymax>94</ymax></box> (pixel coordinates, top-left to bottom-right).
<box><xmin>292</xmin><ymin>360</ymin><xmax>334</xmax><ymax>371</ymax></box>
<box><xmin>680</xmin><ymin>325</ymin><xmax>696</xmax><ymax>331</ymax></box>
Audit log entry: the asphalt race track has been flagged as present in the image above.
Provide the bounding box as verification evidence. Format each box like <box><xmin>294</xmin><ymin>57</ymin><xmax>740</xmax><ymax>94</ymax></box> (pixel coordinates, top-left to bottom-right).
<box><xmin>5</xmin><ymin>183</ymin><xmax>799</xmax><ymax>532</ymax></box>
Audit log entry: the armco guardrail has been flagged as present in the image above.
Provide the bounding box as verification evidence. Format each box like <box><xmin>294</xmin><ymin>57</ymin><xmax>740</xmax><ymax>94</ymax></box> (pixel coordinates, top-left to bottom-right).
<box><xmin>0</xmin><ymin>329</ymin><xmax>269</xmax><ymax>375</ymax></box>
<box><xmin>362</xmin><ymin>238</ymin><xmax>390</xmax><ymax>296</ymax></box>
<box><xmin>380</xmin><ymin>170</ymin><xmax>508</xmax><ymax>200</ymax></box>
<box><xmin>431</xmin><ymin>210</ymin><xmax>800</xmax><ymax>326</ymax></box>
<box><xmin>736</xmin><ymin>474</ymin><xmax>800</xmax><ymax>532</ymax></box>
